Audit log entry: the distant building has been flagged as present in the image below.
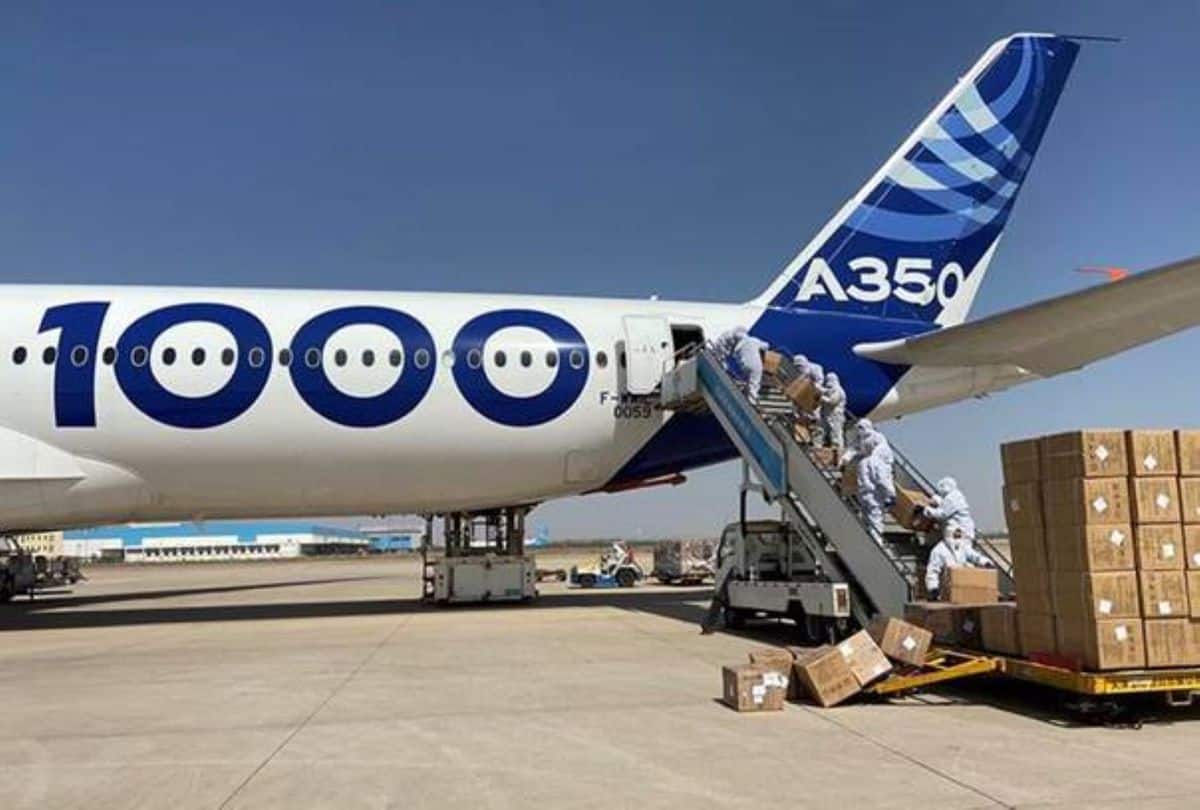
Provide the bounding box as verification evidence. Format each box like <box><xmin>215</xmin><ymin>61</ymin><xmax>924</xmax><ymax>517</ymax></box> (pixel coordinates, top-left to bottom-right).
<box><xmin>14</xmin><ymin>531</ymin><xmax>64</xmax><ymax>557</ymax></box>
<box><xmin>62</xmin><ymin>521</ymin><xmax>369</xmax><ymax>563</ymax></box>
<box><xmin>358</xmin><ymin>521</ymin><xmax>425</xmax><ymax>553</ymax></box>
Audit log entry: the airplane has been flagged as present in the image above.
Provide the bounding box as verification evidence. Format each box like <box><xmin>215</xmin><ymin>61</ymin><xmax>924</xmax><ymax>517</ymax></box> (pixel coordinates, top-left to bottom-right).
<box><xmin>2</xmin><ymin>32</ymin><xmax>1198</xmax><ymax>539</ymax></box>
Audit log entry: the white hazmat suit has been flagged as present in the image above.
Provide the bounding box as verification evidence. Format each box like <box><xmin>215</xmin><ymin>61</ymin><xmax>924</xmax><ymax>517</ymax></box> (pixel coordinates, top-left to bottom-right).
<box><xmin>715</xmin><ymin>326</ymin><xmax>768</xmax><ymax>403</ymax></box>
<box><xmin>923</xmin><ymin>477</ymin><xmax>976</xmax><ymax>542</ymax></box>
<box><xmin>856</xmin><ymin>430</ymin><xmax>896</xmax><ymax>537</ymax></box>
<box><xmin>815</xmin><ymin>372</ymin><xmax>846</xmax><ymax>453</ymax></box>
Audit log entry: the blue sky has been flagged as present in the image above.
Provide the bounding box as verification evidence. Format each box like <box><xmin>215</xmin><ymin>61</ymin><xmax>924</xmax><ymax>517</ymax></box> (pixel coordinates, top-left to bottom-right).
<box><xmin>6</xmin><ymin>2</ymin><xmax>1199</xmax><ymax>536</ymax></box>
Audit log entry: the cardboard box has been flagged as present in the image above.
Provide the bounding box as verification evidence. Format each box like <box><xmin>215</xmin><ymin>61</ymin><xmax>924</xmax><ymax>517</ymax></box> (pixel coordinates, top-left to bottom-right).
<box><xmin>1001</xmin><ymin>438</ymin><xmax>1041</xmax><ymax>484</ymax></box>
<box><xmin>812</xmin><ymin>447</ymin><xmax>839</xmax><ymax>468</ymax></box>
<box><xmin>1052</xmin><ymin>571</ymin><xmax>1140</xmax><ymax>621</ymax></box>
<box><xmin>1003</xmin><ymin>482</ymin><xmax>1044</xmax><ymax>531</ymax></box>
<box><xmin>1042</xmin><ymin>477</ymin><xmax>1130</xmax><ymax>527</ymax></box>
<box><xmin>840</xmin><ymin>464</ymin><xmax>858</xmax><ymax>496</ymax></box>
<box><xmin>867</xmin><ymin>615</ymin><xmax>933</xmax><ymax>667</ymax></box>
<box><xmin>979</xmin><ymin>603</ymin><xmax>1021</xmax><ymax>655</ymax></box>
<box><xmin>1188</xmin><ymin>572</ymin><xmax>1200</xmax><ymax>616</ymax></box>
<box><xmin>1008</xmin><ymin>526</ymin><xmax>1048</xmax><ymax>569</ymax></box>
<box><xmin>792</xmin><ymin>646</ymin><xmax>860</xmax><ymax>707</ymax></box>
<box><xmin>1134</xmin><ymin>524</ymin><xmax>1184</xmax><ymax>571</ymax></box>
<box><xmin>904</xmin><ymin>602</ymin><xmax>984</xmax><ymax>647</ymax></box>
<box><xmin>892</xmin><ymin>486</ymin><xmax>932</xmax><ymax>531</ymax></box>
<box><xmin>783</xmin><ymin>377</ymin><xmax>820</xmax><ymax>411</ymax></box>
<box><xmin>1130</xmin><ymin>477</ymin><xmax>1181</xmax><ymax>524</ymax></box>
<box><xmin>748</xmin><ymin>647</ymin><xmax>796</xmax><ymax>699</ymax></box>
<box><xmin>1045</xmin><ymin>524</ymin><xmax>1134</xmax><ymax>572</ymax></box>
<box><xmin>1040</xmin><ymin>430</ymin><xmax>1128</xmax><ymax>480</ymax></box>
<box><xmin>721</xmin><ymin>664</ymin><xmax>787</xmax><ymax>712</ymax></box>
<box><xmin>1178</xmin><ymin>430</ymin><xmax>1200</xmax><ymax>476</ymax></box>
<box><xmin>1126</xmin><ymin>430</ymin><xmax>1178</xmax><ymax>476</ymax></box>
<box><xmin>1186</xmin><ymin>526</ymin><xmax>1200</xmax><ymax>570</ymax></box>
<box><xmin>1138</xmin><ymin>571</ymin><xmax>1188</xmax><ymax>618</ymax></box>
<box><xmin>1180</xmin><ymin>478</ymin><xmax>1200</xmax><ymax>524</ymax></box>
<box><xmin>1143</xmin><ymin>619</ymin><xmax>1200</xmax><ymax>667</ymax></box>
<box><xmin>942</xmin><ymin>567</ymin><xmax>999</xmax><ymax>604</ymax></box>
<box><xmin>836</xmin><ymin>630</ymin><xmax>892</xmax><ymax>686</ymax></box>
<box><xmin>1018</xmin><ymin>611</ymin><xmax>1057</xmax><ymax>656</ymax></box>
<box><xmin>762</xmin><ymin>350</ymin><xmax>784</xmax><ymax>377</ymax></box>
<box><xmin>1057</xmin><ymin>618</ymin><xmax>1145</xmax><ymax>670</ymax></box>
<box><xmin>1013</xmin><ymin>562</ymin><xmax>1055</xmax><ymax>615</ymax></box>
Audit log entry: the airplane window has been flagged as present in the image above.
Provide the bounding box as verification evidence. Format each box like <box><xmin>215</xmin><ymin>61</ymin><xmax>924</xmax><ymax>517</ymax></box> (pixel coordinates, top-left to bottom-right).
<box><xmin>224</xmin><ymin>348</ymin><xmax>238</xmax><ymax>367</ymax></box>
<box><xmin>334</xmin><ymin>349</ymin><xmax>348</xmax><ymax>367</ymax></box>
<box><xmin>102</xmin><ymin>347</ymin><xmax>115</xmax><ymax>365</ymax></box>
<box><xmin>596</xmin><ymin>351</ymin><xmax>608</xmax><ymax>368</ymax></box>
<box><xmin>545</xmin><ymin>351</ymin><xmax>558</xmax><ymax>368</ymax></box>
<box><xmin>12</xmin><ymin>346</ymin><xmax>26</xmax><ymax>365</ymax></box>
<box><xmin>131</xmin><ymin>346</ymin><xmax>149</xmax><ymax>367</ymax></box>
<box><xmin>414</xmin><ymin>348</ymin><xmax>430</xmax><ymax>369</ymax></box>
<box><xmin>279</xmin><ymin>348</ymin><xmax>292</xmax><ymax>367</ymax></box>
<box><xmin>305</xmin><ymin>348</ymin><xmax>321</xmax><ymax>368</ymax></box>
<box><xmin>42</xmin><ymin>346</ymin><xmax>57</xmax><ymax>365</ymax></box>
<box><xmin>71</xmin><ymin>346</ymin><xmax>89</xmax><ymax>367</ymax></box>
<box><xmin>494</xmin><ymin>350</ymin><xmax>507</xmax><ymax>368</ymax></box>
<box><xmin>467</xmin><ymin>348</ymin><xmax>482</xmax><ymax>369</ymax></box>
<box><xmin>247</xmin><ymin>347</ymin><xmax>264</xmax><ymax>368</ymax></box>
<box><xmin>389</xmin><ymin>349</ymin><xmax>403</xmax><ymax>367</ymax></box>
<box><xmin>191</xmin><ymin>347</ymin><xmax>206</xmax><ymax>366</ymax></box>
<box><xmin>569</xmin><ymin>349</ymin><xmax>584</xmax><ymax>369</ymax></box>
<box><xmin>520</xmin><ymin>350</ymin><xmax>532</xmax><ymax>368</ymax></box>
<box><xmin>362</xmin><ymin>349</ymin><xmax>375</xmax><ymax>367</ymax></box>
<box><xmin>162</xmin><ymin>347</ymin><xmax>177</xmax><ymax>366</ymax></box>
<box><xmin>441</xmin><ymin>349</ymin><xmax>456</xmax><ymax>368</ymax></box>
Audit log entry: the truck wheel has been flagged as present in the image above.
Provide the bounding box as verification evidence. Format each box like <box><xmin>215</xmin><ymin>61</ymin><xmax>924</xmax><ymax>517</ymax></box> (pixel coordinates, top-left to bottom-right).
<box><xmin>577</xmin><ymin>573</ymin><xmax>597</xmax><ymax>588</ymax></box>
<box><xmin>616</xmin><ymin>568</ymin><xmax>637</xmax><ymax>588</ymax></box>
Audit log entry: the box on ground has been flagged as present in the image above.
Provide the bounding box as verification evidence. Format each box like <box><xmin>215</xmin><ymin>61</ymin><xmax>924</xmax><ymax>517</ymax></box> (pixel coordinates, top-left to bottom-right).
<box><xmin>1003</xmin><ymin>483</ymin><xmax>1044</xmax><ymax>531</ymax></box>
<box><xmin>867</xmin><ymin>615</ymin><xmax>932</xmax><ymax>667</ymax></box>
<box><xmin>1017</xmin><ymin>611</ymin><xmax>1057</xmax><ymax>656</ymax></box>
<box><xmin>893</xmin><ymin>487</ymin><xmax>932</xmax><ymax>530</ymax></box>
<box><xmin>1040</xmin><ymin>430</ymin><xmax>1127</xmax><ymax>480</ymax></box>
<box><xmin>1126</xmin><ymin>430</ymin><xmax>1178</xmax><ymax>476</ymax></box>
<box><xmin>1052</xmin><ymin>571</ymin><xmax>1140</xmax><ymax>620</ymax></box>
<box><xmin>979</xmin><ymin>604</ymin><xmax>1020</xmax><ymax>655</ymax></box>
<box><xmin>1001</xmin><ymin>438</ymin><xmax>1041</xmax><ymax>484</ymax></box>
<box><xmin>748</xmin><ymin>647</ymin><xmax>797</xmax><ymax>700</ymax></box>
<box><xmin>1178</xmin><ymin>431</ymin><xmax>1200</xmax><ymax>477</ymax></box>
<box><xmin>1057</xmin><ymin>618</ymin><xmax>1145</xmax><ymax>670</ymax></box>
<box><xmin>792</xmin><ymin>646</ymin><xmax>860</xmax><ymax>707</ymax></box>
<box><xmin>1042</xmin><ymin>477</ymin><xmax>1131</xmax><ymax>527</ymax></box>
<box><xmin>1130</xmin><ymin>477</ymin><xmax>1181</xmax><ymax>524</ymax></box>
<box><xmin>1143</xmin><ymin>619</ymin><xmax>1200</xmax><ymax>667</ymax></box>
<box><xmin>836</xmin><ymin>630</ymin><xmax>892</xmax><ymax>686</ymax></box>
<box><xmin>1180</xmin><ymin>478</ymin><xmax>1200</xmax><ymax>524</ymax></box>
<box><xmin>1139</xmin><ymin>571</ymin><xmax>1188</xmax><ymax>618</ymax></box>
<box><xmin>1134</xmin><ymin>524</ymin><xmax>1184</xmax><ymax>570</ymax></box>
<box><xmin>722</xmin><ymin>664</ymin><xmax>788</xmax><ymax>712</ymax></box>
<box><xmin>1046</xmin><ymin>524</ymin><xmax>1133</xmax><ymax>572</ymax></box>
<box><xmin>941</xmin><ymin>567</ymin><xmax>998</xmax><ymax>604</ymax></box>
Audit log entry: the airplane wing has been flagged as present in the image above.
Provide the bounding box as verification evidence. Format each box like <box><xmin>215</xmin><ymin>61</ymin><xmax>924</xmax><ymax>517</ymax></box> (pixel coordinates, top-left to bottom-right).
<box><xmin>854</xmin><ymin>255</ymin><xmax>1200</xmax><ymax>376</ymax></box>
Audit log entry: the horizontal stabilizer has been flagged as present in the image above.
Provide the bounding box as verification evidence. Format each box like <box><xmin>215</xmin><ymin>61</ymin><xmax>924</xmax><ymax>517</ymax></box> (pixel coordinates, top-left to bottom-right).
<box><xmin>854</xmin><ymin>255</ymin><xmax>1200</xmax><ymax>375</ymax></box>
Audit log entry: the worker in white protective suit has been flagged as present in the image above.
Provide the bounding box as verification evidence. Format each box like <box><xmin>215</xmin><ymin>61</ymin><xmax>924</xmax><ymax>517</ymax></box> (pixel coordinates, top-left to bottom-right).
<box><xmin>715</xmin><ymin>326</ymin><xmax>770</xmax><ymax>404</ymax></box>
<box><xmin>922</xmin><ymin>476</ymin><xmax>976</xmax><ymax>543</ymax></box>
<box><xmin>856</xmin><ymin>430</ymin><xmax>896</xmax><ymax>538</ymax></box>
<box><xmin>814</xmin><ymin>372</ymin><xmax>846</xmax><ymax>455</ymax></box>
<box><xmin>924</xmin><ymin>530</ymin><xmax>992</xmax><ymax>600</ymax></box>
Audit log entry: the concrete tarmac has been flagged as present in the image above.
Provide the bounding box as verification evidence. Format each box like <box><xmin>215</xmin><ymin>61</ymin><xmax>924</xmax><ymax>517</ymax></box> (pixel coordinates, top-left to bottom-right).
<box><xmin>2</xmin><ymin>555</ymin><xmax>1199</xmax><ymax>809</ymax></box>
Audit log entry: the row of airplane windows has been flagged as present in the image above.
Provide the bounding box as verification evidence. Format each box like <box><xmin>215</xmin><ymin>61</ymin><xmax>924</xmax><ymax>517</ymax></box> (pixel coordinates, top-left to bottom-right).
<box><xmin>10</xmin><ymin>345</ymin><xmax>612</xmax><ymax>372</ymax></box>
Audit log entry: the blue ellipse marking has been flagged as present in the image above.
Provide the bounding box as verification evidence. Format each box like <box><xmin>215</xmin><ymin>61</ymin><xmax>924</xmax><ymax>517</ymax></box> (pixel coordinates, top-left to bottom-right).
<box><xmin>452</xmin><ymin>309</ymin><xmax>588</xmax><ymax>427</ymax></box>
<box><xmin>115</xmin><ymin>303</ymin><xmax>272</xmax><ymax>429</ymax></box>
<box><xmin>288</xmin><ymin>306</ymin><xmax>435</xmax><ymax>428</ymax></box>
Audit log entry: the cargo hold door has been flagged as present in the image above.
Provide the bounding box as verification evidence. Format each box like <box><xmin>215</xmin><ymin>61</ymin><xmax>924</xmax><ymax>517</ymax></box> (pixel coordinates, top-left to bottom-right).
<box><xmin>622</xmin><ymin>315</ymin><xmax>673</xmax><ymax>395</ymax></box>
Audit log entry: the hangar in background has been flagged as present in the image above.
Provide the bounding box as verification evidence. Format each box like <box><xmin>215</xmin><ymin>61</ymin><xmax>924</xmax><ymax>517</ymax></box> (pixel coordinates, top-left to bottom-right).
<box><xmin>62</xmin><ymin>521</ymin><xmax>384</xmax><ymax>563</ymax></box>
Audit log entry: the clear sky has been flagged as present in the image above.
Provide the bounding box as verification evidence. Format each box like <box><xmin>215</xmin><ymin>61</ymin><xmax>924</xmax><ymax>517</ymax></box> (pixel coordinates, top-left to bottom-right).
<box><xmin>6</xmin><ymin>2</ymin><xmax>1199</xmax><ymax>537</ymax></box>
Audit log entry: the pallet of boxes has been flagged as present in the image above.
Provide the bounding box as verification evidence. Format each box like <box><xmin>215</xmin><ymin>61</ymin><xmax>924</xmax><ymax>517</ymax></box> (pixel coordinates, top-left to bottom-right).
<box><xmin>721</xmin><ymin>619</ymin><xmax>934</xmax><ymax>711</ymax></box>
<box><xmin>1000</xmin><ymin>429</ymin><xmax>1200</xmax><ymax>670</ymax></box>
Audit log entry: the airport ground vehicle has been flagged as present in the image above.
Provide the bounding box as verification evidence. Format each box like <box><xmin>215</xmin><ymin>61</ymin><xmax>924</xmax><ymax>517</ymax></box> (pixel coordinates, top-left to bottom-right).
<box><xmin>569</xmin><ymin>542</ymin><xmax>645</xmax><ymax>589</ymax></box>
<box><xmin>651</xmin><ymin>539</ymin><xmax>714</xmax><ymax>585</ymax></box>
<box><xmin>0</xmin><ymin>537</ymin><xmax>37</xmax><ymax>602</ymax></box>
<box><xmin>34</xmin><ymin>555</ymin><xmax>83</xmax><ymax>588</ymax></box>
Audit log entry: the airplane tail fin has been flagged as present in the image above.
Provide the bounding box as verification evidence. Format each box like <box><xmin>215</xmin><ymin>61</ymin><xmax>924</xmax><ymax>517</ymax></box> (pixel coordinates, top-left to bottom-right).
<box><xmin>755</xmin><ymin>34</ymin><xmax>1080</xmax><ymax>326</ymax></box>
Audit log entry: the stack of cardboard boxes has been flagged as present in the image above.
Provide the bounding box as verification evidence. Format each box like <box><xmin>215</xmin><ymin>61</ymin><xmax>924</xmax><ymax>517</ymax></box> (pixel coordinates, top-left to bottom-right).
<box><xmin>1002</xmin><ymin>429</ymin><xmax>1200</xmax><ymax>670</ymax></box>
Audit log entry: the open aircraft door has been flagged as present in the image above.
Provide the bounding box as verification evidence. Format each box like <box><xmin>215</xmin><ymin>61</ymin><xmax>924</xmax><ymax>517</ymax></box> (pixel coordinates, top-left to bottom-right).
<box><xmin>622</xmin><ymin>315</ymin><xmax>673</xmax><ymax>395</ymax></box>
